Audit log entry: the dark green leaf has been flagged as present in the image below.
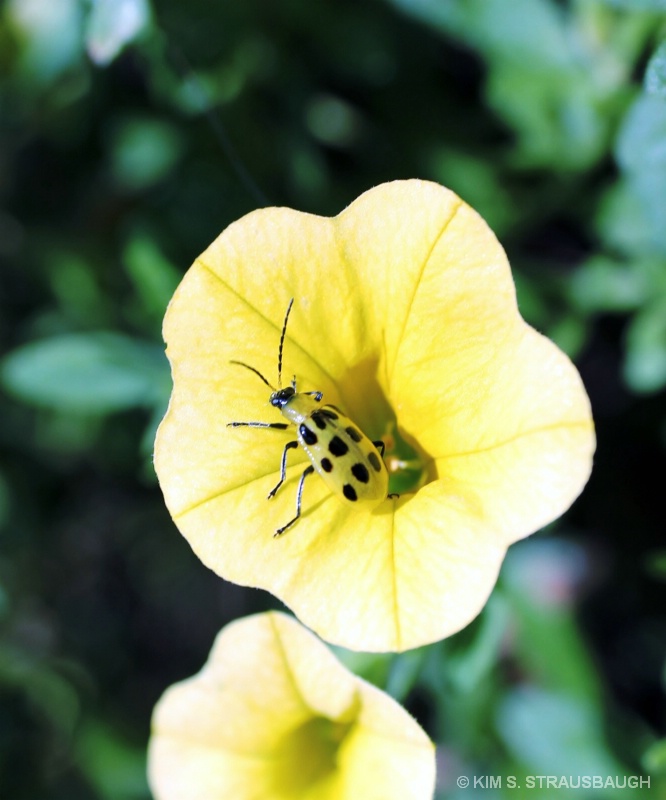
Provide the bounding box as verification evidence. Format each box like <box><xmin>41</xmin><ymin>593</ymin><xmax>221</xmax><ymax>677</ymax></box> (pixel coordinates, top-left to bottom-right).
<box><xmin>109</xmin><ymin>116</ymin><xmax>183</xmax><ymax>191</ymax></box>
<box><xmin>1</xmin><ymin>333</ymin><xmax>169</xmax><ymax>414</ymax></box>
<box><xmin>646</xmin><ymin>40</ymin><xmax>666</xmax><ymax>96</ymax></box>
<box><xmin>123</xmin><ymin>234</ymin><xmax>182</xmax><ymax>324</ymax></box>
<box><xmin>602</xmin><ymin>0</ymin><xmax>666</xmax><ymax>9</ymax></box>
<box><xmin>616</xmin><ymin>94</ymin><xmax>666</xmax><ymax>173</ymax></box>
<box><xmin>643</xmin><ymin>738</ymin><xmax>666</xmax><ymax>773</ymax></box>
<box><xmin>624</xmin><ymin>299</ymin><xmax>666</xmax><ymax>392</ymax></box>
<box><xmin>496</xmin><ymin>687</ymin><xmax>624</xmax><ymax>775</ymax></box>
<box><xmin>75</xmin><ymin>718</ymin><xmax>150</xmax><ymax>800</ymax></box>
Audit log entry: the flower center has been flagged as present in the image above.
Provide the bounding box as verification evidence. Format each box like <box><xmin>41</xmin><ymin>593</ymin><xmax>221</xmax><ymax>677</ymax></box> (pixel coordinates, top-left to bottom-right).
<box><xmin>272</xmin><ymin>715</ymin><xmax>354</xmax><ymax>795</ymax></box>
<box><xmin>337</xmin><ymin>359</ymin><xmax>427</xmax><ymax>496</ymax></box>
<box><xmin>383</xmin><ymin>421</ymin><xmax>427</xmax><ymax>495</ymax></box>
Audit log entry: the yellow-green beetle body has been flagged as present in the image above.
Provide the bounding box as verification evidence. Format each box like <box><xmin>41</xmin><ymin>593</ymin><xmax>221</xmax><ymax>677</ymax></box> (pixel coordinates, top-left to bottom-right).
<box><xmin>271</xmin><ymin>388</ymin><xmax>388</xmax><ymax>506</ymax></box>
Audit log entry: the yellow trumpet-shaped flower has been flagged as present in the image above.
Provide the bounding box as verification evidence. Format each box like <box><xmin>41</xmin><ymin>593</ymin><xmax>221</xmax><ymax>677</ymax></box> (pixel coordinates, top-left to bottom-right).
<box><xmin>148</xmin><ymin>612</ymin><xmax>435</xmax><ymax>800</ymax></box>
<box><xmin>155</xmin><ymin>179</ymin><xmax>595</xmax><ymax>652</ymax></box>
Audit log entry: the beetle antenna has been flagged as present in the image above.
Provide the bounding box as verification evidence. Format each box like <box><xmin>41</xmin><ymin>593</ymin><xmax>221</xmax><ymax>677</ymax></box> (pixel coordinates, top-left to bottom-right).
<box><xmin>277</xmin><ymin>298</ymin><xmax>294</xmax><ymax>389</ymax></box>
<box><xmin>230</xmin><ymin>360</ymin><xmax>275</xmax><ymax>390</ymax></box>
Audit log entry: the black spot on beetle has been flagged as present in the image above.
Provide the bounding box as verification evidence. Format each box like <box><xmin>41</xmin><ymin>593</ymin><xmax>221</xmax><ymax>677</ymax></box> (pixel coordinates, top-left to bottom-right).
<box><xmin>311</xmin><ymin>411</ymin><xmax>327</xmax><ymax>430</ymax></box>
<box><xmin>343</xmin><ymin>484</ymin><xmax>358</xmax><ymax>501</ymax></box>
<box><xmin>299</xmin><ymin>424</ymin><xmax>318</xmax><ymax>445</ymax></box>
<box><xmin>320</xmin><ymin>408</ymin><xmax>339</xmax><ymax>420</ymax></box>
<box><xmin>368</xmin><ymin>452</ymin><xmax>382</xmax><ymax>472</ymax></box>
<box><xmin>329</xmin><ymin>436</ymin><xmax>349</xmax><ymax>457</ymax></box>
<box><xmin>321</xmin><ymin>457</ymin><xmax>333</xmax><ymax>473</ymax></box>
<box><xmin>346</xmin><ymin>426</ymin><xmax>362</xmax><ymax>442</ymax></box>
<box><xmin>351</xmin><ymin>463</ymin><xmax>369</xmax><ymax>483</ymax></box>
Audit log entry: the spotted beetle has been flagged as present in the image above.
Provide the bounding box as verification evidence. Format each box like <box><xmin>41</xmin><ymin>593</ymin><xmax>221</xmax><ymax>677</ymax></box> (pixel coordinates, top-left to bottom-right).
<box><xmin>227</xmin><ymin>299</ymin><xmax>390</xmax><ymax>536</ymax></box>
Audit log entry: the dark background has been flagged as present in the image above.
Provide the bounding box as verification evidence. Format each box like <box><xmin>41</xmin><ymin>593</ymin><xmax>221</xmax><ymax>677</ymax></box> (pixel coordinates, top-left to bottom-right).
<box><xmin>1</xmin><ymin>0</ymin><xmax>665</xmax><ymax>797</ymax></box>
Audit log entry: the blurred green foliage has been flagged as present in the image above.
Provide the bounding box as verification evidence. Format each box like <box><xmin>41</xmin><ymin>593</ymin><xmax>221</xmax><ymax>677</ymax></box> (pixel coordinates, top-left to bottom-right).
<box><xmin>1</xmin><ymin>0</ymin><xmax>665</xmax><ymax>798</ymax></box>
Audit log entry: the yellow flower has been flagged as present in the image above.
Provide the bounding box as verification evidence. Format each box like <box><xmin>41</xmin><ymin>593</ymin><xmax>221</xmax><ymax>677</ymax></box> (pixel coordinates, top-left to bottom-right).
<box><xmin>148</xmin><ymin>612</ymin><xmax>435</xmax><ymax>800</ymax></box>
<box><xmin>155</xmin><ymin>179</ymin><xmax>595</xmax><ymax>652</ymax></box>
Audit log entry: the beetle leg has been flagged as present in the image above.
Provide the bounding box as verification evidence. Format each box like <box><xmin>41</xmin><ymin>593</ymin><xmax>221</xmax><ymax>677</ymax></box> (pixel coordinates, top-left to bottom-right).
<box><xmin>274</xmin><ymin>465</ymin><xmax>315</xmax><ymax>537</ymax></box>
<box><xmin>227</xmin><ymin>421</ymin><xmax>290</xmax><ymax>429</ymax></box>
<box><xmin>372</xmin><ymin>440</ymin><xmax>386</xmax><ymax>457</ymax></box>
<box><xmin>267</xmin><ymin>440</ymin><xmax>299</xmax><ymax>499</ymax></box>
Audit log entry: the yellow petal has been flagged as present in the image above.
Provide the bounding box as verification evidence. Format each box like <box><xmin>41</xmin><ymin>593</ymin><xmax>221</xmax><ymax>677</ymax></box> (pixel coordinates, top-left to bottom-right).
<box><xmin>428</xmin><ymin>326</ymin><xmax>594</xmax><ymax>544</ymax></box>
<box><xmin>155</xmin><ymin>179</ymin><xmax>595</xmax><ymax>651</ymax></box>
<box><xmin>148</xmin><ymin>612</ymin><xmax>435</xmax><ymax>800</ymax></box>
<box><xmin>356</xmin><ymin>192</ymin><xmax>595</xmax><ymax>544</ymax></box>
